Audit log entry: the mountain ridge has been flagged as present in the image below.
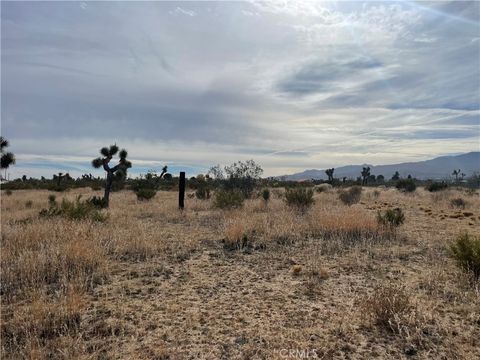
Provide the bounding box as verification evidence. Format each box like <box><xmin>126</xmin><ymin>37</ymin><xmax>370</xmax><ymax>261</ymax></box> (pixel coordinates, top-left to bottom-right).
<box><xmin>279</xmin><ymin>152</ymin><xmax>480</xmax><ymax>181</ymax></box>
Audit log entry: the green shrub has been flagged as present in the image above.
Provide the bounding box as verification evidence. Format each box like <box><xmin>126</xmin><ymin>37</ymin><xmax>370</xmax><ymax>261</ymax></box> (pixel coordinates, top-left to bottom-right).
<box><xmin>25</xmin><ymin>200</ymin><xmax>33</xmax><ymax>208</ymax></box>
<box><xmin>48</xmin><ymin>194</ymin><xmax>57</xmax><ymax>206</ymax></box>
<box><xmin>213</xmin><ymin>190</ymin><xmax>244</xmax><ymax>209</ymax></box>
<box><xmin>285</xmin><ymin>187</ymin><xmax>314</xmax><ymax>209</ymax></box>
<box><xmin>135</xmin><ymin>188</ymin><xmax>157</xmax><ymax>201</ymax></box>
<box><xmin>426</xmin><ymin>181</ymin><xmax>448</xmax><ymax>192</ymax></box>
<box><xmin>40</xmin><ymin>195</ymin><xmax>107</xmax><ymax>222</ymax></box>
<box><xmin>450</xmin><ymin>233</ymin><xmax>480</xmax><ymax>279</ymax></box>
<box><xmin>4</xmin><ymin>189</ymin><xmax>12</xmax><ymax>196</ymax></box>
<box><xmin>86</xmin><ymin>196</ymin><xmax>109</xmax><ymax>209</ymax></box>
<box><xmin>377</xmin><ymin>208</ymin><xmax>405</xmax><ymax>228</ymax></box>
<box><xmin>262</xmin><ymin>188</ymin><xmax>270</xmax><ymax>202</ymax></box>
<box><xmin>195</xmin><ymin>187</ymin><xmax>210</xmax><ymax>200</ymax></box>
<box><xmin>396</xmin><ymin>179</ymin><xmax>416</xmax><ymax>192</ymax></box>
<box><xmin>450</xmin><ymin>197</ymin><xmax>466</xmax><ymax>209</ymax></box>
<box><xmin>339</xmin><ymin>186</ymin><xmax>362</xmax><ymax>206</ymax></box>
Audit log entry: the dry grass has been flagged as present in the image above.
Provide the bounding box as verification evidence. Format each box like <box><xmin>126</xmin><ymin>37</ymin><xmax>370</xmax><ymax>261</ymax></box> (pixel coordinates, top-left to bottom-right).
<box><xmin>1</xmin><ymin>186</ymin><xmax>479</xmax><ymax>359</ymax></box>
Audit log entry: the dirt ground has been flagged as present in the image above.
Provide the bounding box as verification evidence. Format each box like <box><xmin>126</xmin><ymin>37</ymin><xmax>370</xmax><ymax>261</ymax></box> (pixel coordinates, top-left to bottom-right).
<box><xmin>1</xmin><ymin>186</ymin><xmax>479</xmax><ymax>359</ymax></box>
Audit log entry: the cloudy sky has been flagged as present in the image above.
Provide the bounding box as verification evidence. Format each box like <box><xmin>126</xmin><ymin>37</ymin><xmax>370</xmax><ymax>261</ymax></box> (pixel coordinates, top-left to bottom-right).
<box><xmin>1</xmin><ymin>1</ymin><xmax>479</xmax><ymax>178</ymax></box>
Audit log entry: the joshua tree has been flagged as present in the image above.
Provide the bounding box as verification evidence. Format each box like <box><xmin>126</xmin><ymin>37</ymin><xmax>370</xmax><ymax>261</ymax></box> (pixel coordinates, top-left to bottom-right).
<box><xmin>1</xmin><ymin>136</ymin><xmax>15</xmax><ymax>179</ymax></box>
<box><xmin>92</xmin><ymin>144</ymin><xmax>132</xmax><ymax>207</ymax></box>
<box><xmin>392</xmin><ymin>171</ymin><xmax>400</xmax><ymax>181</ymax></box>
<box><xmin>452</xmin><ymin>169</ymin><xmax>461</xmax><ymax>181</ymax></box>
<box><xmin>53</xmin><ymin>172</ymin><xmax>65</xmax><ymax>187</ymax></box>
<box><xmin>325</xmin><ymin>168</ymin><xmax>335</xmax><ymax>183</ymax></box>
<box><xmin>361</xmin><ymin>166</ymin><xmax>371</xmax><ymax>185</ymax></box>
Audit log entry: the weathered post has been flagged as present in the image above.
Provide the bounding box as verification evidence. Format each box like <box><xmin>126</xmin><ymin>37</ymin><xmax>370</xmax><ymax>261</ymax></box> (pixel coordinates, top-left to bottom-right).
<box><xmin>179</xmin><ymin>171</ymin><xmax>185</xmax><ymax>209</ymax></box>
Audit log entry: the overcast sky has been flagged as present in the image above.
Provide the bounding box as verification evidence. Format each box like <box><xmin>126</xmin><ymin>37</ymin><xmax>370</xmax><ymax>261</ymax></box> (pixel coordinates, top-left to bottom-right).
<box><xmin>1</xmin><ymin>1</ymin><xmax>479</xmax><ymax>178</ymax></box>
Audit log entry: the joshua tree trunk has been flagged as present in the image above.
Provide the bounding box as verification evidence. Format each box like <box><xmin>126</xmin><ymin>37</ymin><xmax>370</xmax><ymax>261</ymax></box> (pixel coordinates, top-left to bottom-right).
<box><xmin>102</xmin><ymin>159</ymin><xmax>118</xmax><ymax>207</ymax></box>
<box><xmin>104</xmin><ymin>170</ymin><xmax>113</xmax><ymax>206</ymax></box>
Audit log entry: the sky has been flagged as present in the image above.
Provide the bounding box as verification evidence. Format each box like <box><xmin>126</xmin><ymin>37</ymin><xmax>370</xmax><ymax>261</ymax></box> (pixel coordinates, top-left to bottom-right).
<box><xmin>1</xmin><ymin>0</ymin><xmax>479</xmax><ymax>179</ymax></box>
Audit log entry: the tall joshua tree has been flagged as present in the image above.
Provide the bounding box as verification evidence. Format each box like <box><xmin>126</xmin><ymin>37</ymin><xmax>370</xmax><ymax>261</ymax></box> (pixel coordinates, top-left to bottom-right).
<box><xmin>92</xmin><ymin>144</ymin><xmax>132</xmax><ymax>207</ymax></box>
<box><xmin>361</xmin><ymin>166</ymin><xmax>371</xmax><ymax>185</ymax></box>
<box><xmin>1</xmin><ymin>136</ymin><xmax>15</xmax><ymax>180</ymax></box>
<box><xmin>452</xmin><ymin>169</ymin><xmax>461</xmax><ymax>182</ymax></box>
<box><xmin>325</xmin><ymin>168</ymin><xmax>334</xmax><ymax>183</ymax></box>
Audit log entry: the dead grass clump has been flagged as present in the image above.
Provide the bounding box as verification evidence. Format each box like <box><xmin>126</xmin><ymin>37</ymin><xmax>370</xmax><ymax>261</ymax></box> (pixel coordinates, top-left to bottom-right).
<box><xmin>223</xmin><ymin>219</ymin><xmax>257</xmax><ymax>250</ymax></box>
<box><xmin>1</xmin><ymin>289</ymin><xmax>86</xmax><ymax>357</ymax></box>
<box><xmin>338</xmin><ymin>186</ymin><xmax>362</xmax><ymax>206</ymax></box>
<box><xmin>1</xmin><ymin>221</ymin><xmax>106</xmax><ymax>300</ymax></box>
<box><xmin>308</xmin><ymin>208</ymin><xmax>393</xmax><ymax>249</ymax></box>
<box><xmin>449</xmin><ymin>197</ymin><xmax>466</xmax><ymax>209</ymax></box>
<box><xmin>361</xmin><ymin>284</ymin><xmax>414</xmax><ymax>334</ymax></box>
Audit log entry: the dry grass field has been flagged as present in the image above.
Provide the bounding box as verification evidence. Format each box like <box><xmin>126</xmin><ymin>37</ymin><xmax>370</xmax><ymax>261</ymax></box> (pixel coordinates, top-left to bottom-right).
<box><xmin>1</xmin><ymin>186</ymin><xmax>479</xmax><ymax>359</ymax></box>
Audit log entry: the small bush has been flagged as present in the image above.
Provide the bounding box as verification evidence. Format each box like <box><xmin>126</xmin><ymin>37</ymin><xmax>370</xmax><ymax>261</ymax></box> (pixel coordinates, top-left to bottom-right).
<box><xmin>90</xmin><ymin>184</ymin><xmax>102</xmax><ymax>191</ymax></box>
<box><xmin>5</xmin><ymin>189</ymin><xmax>12</xmax><ymax>196</ymax></box>
<box><xmin>377</xmin><ymin>208</ymin><xmax>405</xmax><ymax>228</ymax></box>
<box><xmin>40</xmin><ymin>195</ymin><xmax>107</xmax><ymax>222</ymax></box>
<box><xmin>361</xmin><ymin>284</ymin><xmax>413</xmax><ymax>333</ymax></box>
<box><xmin>135</xmin><ymin>188</ymin><xmax>156</xmax><ymax>201</ymax></box>
<box><xmin>426</xmin><ymin>181</ymin><xmax>448</xmax><ymax>192</ymax></box>
<box><xmin>25</xmin><ymin>200</ymin><xmax>33</xmax><ymax>208</ymax></box>
<box><xmin>396</xmin><ymin>179</ymin><xmax>416</xmax><ymax>192</ymax></box>
<box><xmin>48</xmin><ymin>194</ymin><xmax>57</xmax><ymax>206</ymax></box>
<box><xmin>223</xmin><ymin>221</ymin><xmax>256</xmax><ymax>250</ymax></box>
<box><xmin>449</xmin><ymin>233</ymin><xmax>480</xmax><ymax>279</ymax></box>
<box><xmin>261</xmin><ymin>188</ymin><xmax>270</xmax><ymax>202</ymax></box>
<box><xmin>195</xmin><ymin>187</ymin><xmax>210</xmax><ymax>200</ymax></box>
<box><xmin>86</xmin><ymin>196</ymin><xmax>108</xmax><ymax>209</ymax></box>
<box><xmin>450</xmin><ymin>197</ymin><xmax>466</xmax><ymax>209</ymax></box>
<box><xmin>339</xmin><ymin>186</ymin><xmax>362</xmax><ymax>206</ymax></box>
<box><xmin>285</xmin><ymin>188</ymin><xmax>314</xmax><ymax>210</ymax></box>
<box><xmin>213</xmin><ymin>190</ymin><xmax>244</xmax><ymax>209</ymax></box>
<box><xmin>315</xmin><ymin>183</ymin><xmax>332</xmax><ymax>193</ymax></box>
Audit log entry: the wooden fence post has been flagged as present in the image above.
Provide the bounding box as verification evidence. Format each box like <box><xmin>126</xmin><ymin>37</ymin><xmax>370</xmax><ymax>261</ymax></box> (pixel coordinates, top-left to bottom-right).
<box><xmin>179</xmin><ymin>171</ymin><xmax>185</xmax><ymax>209</ymax></box>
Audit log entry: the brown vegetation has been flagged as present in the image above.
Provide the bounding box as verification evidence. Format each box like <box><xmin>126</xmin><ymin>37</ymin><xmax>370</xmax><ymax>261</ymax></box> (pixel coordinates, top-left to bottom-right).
<box><xmin>1</xmin><ymin>186</ymin><xmax>479</xmax><ymax>359</ymax></box>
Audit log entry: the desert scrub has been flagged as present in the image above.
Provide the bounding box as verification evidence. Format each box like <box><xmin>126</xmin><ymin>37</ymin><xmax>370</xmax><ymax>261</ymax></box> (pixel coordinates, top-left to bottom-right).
<box><xmin>261</xmin><ymin>188</ymin><xmax>270</xmax><ymax>202</ymax></box>
<box><xmin>361</xmin><ymin>284</ymin><xmax>414</xmax><ymax>334</ymax></box>
<box><xmin>1</xmin><ymin>220</ymin><xmax>107</xmax><ymax>300</ymax></box>
<box><xmin>449</xmin><ymin>197</ymin><xmax>466</xmax><ymax>209</ymax></box>
<box><xmin>195</xmin><ymin>187</ymin><xmax>210</xmax><ymax>200</ymax></box>
<box><xmin>426</xmin><ymin>181</ymin><xmax>448</xmax><ymax>192</ymax></box>
<box><xmin>223</xmin><ymin>220</ymin><xmax>256</xmax><ymax>250</ymax></box>
<box><xmin>377</xmin><ymin>208</ymin><xmax>405</xmax><ymax>228</ymax></box>
<box><xmin>25</xmin><ymin>200</ymin><xmax>33</xmax><ymax>208</ymax></box>
<box><xmin>285</xmin><ymin>187</ymin><xmax>314</xmax><ymax>210</ymax></box>
<box><xmin>338</xmin><ymin>186</ymin><xmax>362</xmax><ymax>206</ymax></box>
<box><xmin>86</xmin><ymin>195</ymin><xmax>108</xmax><ymax>208</ymax></box>
<box><xmin>5</xmin><ymin>189</ymin><xmax>13</xmax><ymax>196</ymax></box>
<box><xmin>213</xmin><ymin>189</ymin><xmax>244</xmax><ymax>209</ymax></box>
<box><xmin>135</xmin><ymin>188</ymin><xmax>157</xmax><ymax>201</ymax></box>
<box><xmin>396</xmin><ymin>178</ymin><xmax>416</xmax><ymax>192</ymax></box>
<box><xmin>449</xmin><ymin>232</ymin><xmax>480</xmax><ymax>279</ymax></box>
<box><xmin>1</xmin><ymin>289</ymin><xmax>86</xmax><ymax>358</ymax></box>
<box><xmin>39</xmin><ymin>195</ymin><xmax>107</xmax><ymax>222</ymax></box>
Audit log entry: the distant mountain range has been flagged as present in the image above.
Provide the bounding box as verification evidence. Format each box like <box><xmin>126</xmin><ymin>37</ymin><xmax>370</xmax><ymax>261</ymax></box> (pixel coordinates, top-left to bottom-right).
<box><xmin>280</xmin><ymin>152</ymin><xmax>480</xmax><ymax>181</ymax></box>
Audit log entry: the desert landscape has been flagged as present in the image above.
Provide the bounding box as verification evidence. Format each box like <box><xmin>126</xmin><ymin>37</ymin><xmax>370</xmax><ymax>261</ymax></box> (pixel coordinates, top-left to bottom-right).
<box><xmin>1</xmin><ymin>185</ymin><xmax>479</xmax><ymax>359</ymax></box>
<box><xmin>2</xmin><ymin>1</ymin><xmax>480</xmax><ymax>359</ymax></box>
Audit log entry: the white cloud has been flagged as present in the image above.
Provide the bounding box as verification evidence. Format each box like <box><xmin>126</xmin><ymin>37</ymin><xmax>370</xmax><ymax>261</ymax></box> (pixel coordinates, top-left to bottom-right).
<box><xmin>1</xmin><ymin>1</ymin><xmax>479</xmax><ymax>178</ymax></box>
